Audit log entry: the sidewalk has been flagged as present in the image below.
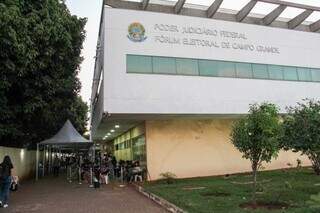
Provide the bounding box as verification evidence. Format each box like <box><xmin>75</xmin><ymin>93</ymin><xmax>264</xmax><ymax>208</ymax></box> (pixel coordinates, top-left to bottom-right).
<box><xmin>6</xmin><ymin>176</ymin><xmax>167</xmax><ymax>213</ymax></box>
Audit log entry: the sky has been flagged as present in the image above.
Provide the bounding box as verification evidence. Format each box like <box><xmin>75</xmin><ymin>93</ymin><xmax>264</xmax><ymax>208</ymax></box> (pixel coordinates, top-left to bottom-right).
<box><xmin>65</xmin><ymin>0</ymin><xmax>103</xmax><ymax>106</ymax></box>
<box><xmin>65</xmin><ymin>0</ymin><xmax>320</xmax><ymax>107</ymax></box>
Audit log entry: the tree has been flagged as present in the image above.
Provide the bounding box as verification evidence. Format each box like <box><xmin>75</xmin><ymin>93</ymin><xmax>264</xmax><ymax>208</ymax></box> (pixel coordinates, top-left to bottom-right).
<box><xmin>281</xmin><ymin>99</ymin><xmax>320</xmax><ymax>175</ymax></box>
<box><xmin>230</xmin><ymin>103</ymin><xmax>282</xmax><ymax>205</ymax></box>
<box><xmin>0</xmin><ymin>0</ymin><xmax>88</xmax><ymax>148</ymax></box>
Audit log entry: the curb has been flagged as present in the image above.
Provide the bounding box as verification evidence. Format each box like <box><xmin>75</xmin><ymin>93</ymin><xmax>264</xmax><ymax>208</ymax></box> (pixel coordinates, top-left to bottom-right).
<box><xmin>132</xmin><ymin>183</ymin><xmax>185</xmax><ymax>213</ymax></box>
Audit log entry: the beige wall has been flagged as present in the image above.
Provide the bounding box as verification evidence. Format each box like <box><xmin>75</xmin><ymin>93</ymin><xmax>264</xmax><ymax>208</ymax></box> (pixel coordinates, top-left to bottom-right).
<box><xmin>146</xmin><ymin>119</ymin><xmax>310</xmax><ymax>180</ymax></box>
<box><xmin>0</xmin><ymin>146</ymin><xmax>36</xmax><ymax>180</ymax></box>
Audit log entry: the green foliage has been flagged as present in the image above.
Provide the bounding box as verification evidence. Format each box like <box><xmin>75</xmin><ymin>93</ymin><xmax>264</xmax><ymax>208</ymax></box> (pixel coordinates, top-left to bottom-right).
<box><xmin>0</xmin><ymin>0</ymin><xmax>88</xmax><ymax>147</ymax></box>
<box><xmin>281</xmin><ymin>99</ymin><xmax>320</xmax><ymax>175</ymax></box>
<box><xmin>274</xmin><ymin>181</ymin><xmax>292</xmax><ymax>203</ymax></box>
<box><xmin>230</xmin><ymin>103</ymin><xmax>282</xmax><ymax>166</ymax></box>
<box><xmin>307</xmin><ymin>193</ymin><xmax>320</xmax><ymax>210</ymax></box>
<box><xmin>159</xmin><ymin>172</ymin><xmax>177</xmax><ymax>184</ymax></box>
<box><xmin>144</xmin><ymin>168</ymin><xmax>320</xmax><ymax>213</ymax></box>
<box><xmin>230</xmin><ymin>102</ymin><xmax>282</xmax><ymax>203</ymax></box>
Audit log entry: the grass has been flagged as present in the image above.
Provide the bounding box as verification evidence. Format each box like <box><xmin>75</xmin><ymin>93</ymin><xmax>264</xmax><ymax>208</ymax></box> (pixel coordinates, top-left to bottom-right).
<box><xmin>143</xmin><ymin>168</ymin><xmax>320</xmax><ymax>213</ymax></box>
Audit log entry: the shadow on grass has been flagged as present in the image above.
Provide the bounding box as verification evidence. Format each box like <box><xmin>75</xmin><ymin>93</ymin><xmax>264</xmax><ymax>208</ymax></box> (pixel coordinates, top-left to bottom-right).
<box><xmin>239</xmin><ymin>201</ymin><xmax>289</xmax><ymax>210</ymax></box>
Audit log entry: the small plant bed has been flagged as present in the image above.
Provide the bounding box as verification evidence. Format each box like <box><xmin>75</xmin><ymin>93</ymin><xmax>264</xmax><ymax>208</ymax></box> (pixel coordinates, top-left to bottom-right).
<box><xmin>143</xmin><ymin>168</ymin><xmax>320</xmax><ymax>213</ymax></box>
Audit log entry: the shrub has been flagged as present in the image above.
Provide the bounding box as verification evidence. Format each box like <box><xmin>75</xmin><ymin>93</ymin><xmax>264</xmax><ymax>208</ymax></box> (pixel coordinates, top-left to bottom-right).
<box><xmin>281</xmin><ymin>99</ymin><xmax>320</xmax><ymax>175</ymax></box>
<box><xmin>159</xmin><ymin>172</ymin><xmax>177</xmax><ymax>184</ymax></box>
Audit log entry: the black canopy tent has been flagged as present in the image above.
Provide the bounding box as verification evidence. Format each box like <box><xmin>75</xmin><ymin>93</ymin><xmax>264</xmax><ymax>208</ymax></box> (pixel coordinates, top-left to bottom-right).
<box><xmin>36</xmin><ymin>120</ymin><xmax>93</xmax><ymax>181</ymax></box>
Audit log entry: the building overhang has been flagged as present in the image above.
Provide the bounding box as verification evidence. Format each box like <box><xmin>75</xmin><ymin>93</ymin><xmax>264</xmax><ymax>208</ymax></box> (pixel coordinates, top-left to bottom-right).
<box><xmin>104</xmin><ymin>0</ymin><xmax>320</xmax><ymax>33</ymax></box>
<box><xmin>93</xmin><ymin>113</ymin><xmax>244</xmax><ymax>141</ymax></box>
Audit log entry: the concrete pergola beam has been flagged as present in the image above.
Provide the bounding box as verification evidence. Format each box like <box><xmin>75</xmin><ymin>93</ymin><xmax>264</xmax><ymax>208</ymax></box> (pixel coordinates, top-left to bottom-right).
<box><xmin>141</xmin><ymin>0</ymin><xmax>150</xmax><ymax>10</ymax></box>
<box><xmin>288</xmin><ymin>9</ymin><xmax>313</xmax><ymax>29</ymax></box>
<box><xmin>236</xmin><ymin>0</ymin><xmax>257</xmax><ymax>22</ymax></box>
<box><xmin>174</xmin><ymin>0</ymin><xmax>186</xmax><ymax>14</ymax></box>
<box><xmin>104</xmin><ymin>0</ymin><xmax>318</xmax><ymax>33</ymax></box>
<box><xmin>310</xmin><ymin>19</ymin><xmax>320</xmax><ymax>32</ymax></box>
<box><xmin>207</xmin><ymin>0</ymin><xmax>224</xmax><ymax>18</ymax></box>
<box><xmin>257</xmin><ymin>0</ymin><xmax>320</xmax><ymax>12</ymax></box>
<box><xmin>262</xmin><ymin>5</ymin><xmax>287</xmax><ymax>25</ymax></box>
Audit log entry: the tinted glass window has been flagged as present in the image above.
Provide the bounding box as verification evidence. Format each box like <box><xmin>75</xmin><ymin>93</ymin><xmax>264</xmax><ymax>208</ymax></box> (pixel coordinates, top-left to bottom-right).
<box><xmin>268</xmin><ymin>65</ymin><xmax>283</xmax><ymax>80</ymax></box>
<box><xmin>127</xmin><ymin>55</ymin><xmax>152</xmax><ymax>73</ymax></box>
<box><xmin>126</xmin><ymin>55</ymin><xmax>320</xmax><ymax>83</ymax></box>
<box><xmin>217</xmin><ymin>61</ymin><xmax>236</xmax><ymax>77</ymax></box>
<box><xmin>176</xmin><ymin>58</ymin><xmax>199</xmax><ymax>75</ymax></box>
<box><xmin>311</xmin><ymin>68</ymin><xmax>320</xmax><ymax>82</ymax></box>
<box><xmin>252</xmin><ymin>64</ymin><xmax>269</xmax><ymax>79</ymax></box>
<box><xmin>235</xmin><ymin>63</ymin><xmax>253</xmax><ymax>78</ymax></box>
<box><xmin>153</xmin><ymin>57</ymin><xmax>176</xmax><ymax>74</ymax></box>
<box><xmin>283</xmin><ymin>66</ymin><xmax>298</xmax><ymax>81</ymax></box>
<box><xmin>297</xmin><ymin>68</ymin><xmax>312</xmax><ymax>81</ymax></box>
<box><xmin>199</xmin><ymin>60</ymin><xmax>219</xmax><ymax>76</ymax></box>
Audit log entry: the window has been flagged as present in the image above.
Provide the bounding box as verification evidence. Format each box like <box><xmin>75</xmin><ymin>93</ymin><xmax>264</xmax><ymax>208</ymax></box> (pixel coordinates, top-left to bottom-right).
<box><xmin>127</xmin><ymin>55</ymin><xmax>152</xmax><ymax>73</ymax></box>
<box><xmin>199</xmin><ymin>60</ymin><xmax>219</xmax><ymax>76</ymax></box>
<box><xmin>176</xmin><ymin>58</ymin><xmax>199</xmax><ymax>75</ymax></box>
<box><xmin>297</xmin><ymin>68</ymin><xmax>312</xmax><ymax>81</ymax></box>
<box><xmin>126</xmin><ymin>54</ymin><xmax>320</xmax><ymax>83</ymax></box>
<box><xmin>235</xmin><ymin>63</ymin><xmax>253</xmax><ymax>78</ymax></box>
<box><xmin>283</xmin><ymin>66</ymin><xmax>298</xmax><ymax>81</ymax></box>
<box><xmin>132</xmin><ymin>135</ymin><xmax>146</xmax><ymax>164</ymax></box>
<box><xmin>252</xmin><ymin>64</ymin><xmax>269</xmax><ymax>79</ymax></box>
<box><xmin>153</xmin><ymin>56</ymin><xmax>176</xmax><ymax>74</ymax></box>
<box><xmin>119</xmin><ymin>142</ymin><xmax>124</xmax><ymax>150</ymax></box>
<box><xmin>268</xmin><ymin>65</ymin><xmax>283</xmax><ymax>80</ymax></box>
<box><xmin>217</xmin><ymin>61</ymin><xmax>236</xmax><ymax>77</ymax></box>
<box><xmin>311</xmin><ymin>68</ymin><xmax>320</xmax><ymax>82</ymax></box>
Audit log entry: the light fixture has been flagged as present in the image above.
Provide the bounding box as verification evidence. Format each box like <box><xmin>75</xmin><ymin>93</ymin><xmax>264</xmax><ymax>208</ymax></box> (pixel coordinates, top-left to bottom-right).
<box><xmin>20</xmin><ymin>149</ymin><xmax>25</xmax><ymax>160</ymax></box>
<box><xmin>107</xmin><ymin>133</ymin><xmax>111</xmax><ymax>136</ymax></box>
<box><xmin>115</xmin><ymin>125</ymin><xmax>120</xmax><ymax>128</ymax></box>
<box><xmin>110</xmin><ymin>129</ymin><xmax>115</xmax><ymax>133</ymax></box>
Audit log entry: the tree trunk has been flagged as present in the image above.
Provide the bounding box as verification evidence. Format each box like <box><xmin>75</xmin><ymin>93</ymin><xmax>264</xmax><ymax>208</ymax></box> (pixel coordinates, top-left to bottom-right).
<box><xmin>309</xmin><ymin>153</ymin><xmax>320</xmax><ymax>175</ymax></box>
<box><xmin>252</xmin><ymin>162</ymin><xmax>258</xmax><ymax>205</ymax></box>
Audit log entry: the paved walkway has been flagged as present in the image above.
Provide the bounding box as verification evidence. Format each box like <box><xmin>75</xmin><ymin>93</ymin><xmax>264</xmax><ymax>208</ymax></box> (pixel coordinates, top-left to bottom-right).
<box><xmin>6</xmin><ymin>176</ymin><xmax>167</xmax><ymax>213</ymax></box>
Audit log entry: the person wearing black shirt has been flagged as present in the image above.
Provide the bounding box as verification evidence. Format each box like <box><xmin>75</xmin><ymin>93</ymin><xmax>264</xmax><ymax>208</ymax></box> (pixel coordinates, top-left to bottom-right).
<box><xmin>0</xmin><ymin>155</ymin><xmax>13</xmax><ymax>208</ymax></box>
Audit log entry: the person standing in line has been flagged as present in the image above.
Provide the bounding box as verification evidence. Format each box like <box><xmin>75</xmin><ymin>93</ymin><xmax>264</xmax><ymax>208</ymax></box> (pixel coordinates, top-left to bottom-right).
<box><xmin>0</xmin><ymin>155</ymin><xmax>14</xmax><ymax>208</ymax></box>
<box><xmin>52</xmin><ymin>155</ymin><xmax>60</xmax><ymax>177</ymax></box>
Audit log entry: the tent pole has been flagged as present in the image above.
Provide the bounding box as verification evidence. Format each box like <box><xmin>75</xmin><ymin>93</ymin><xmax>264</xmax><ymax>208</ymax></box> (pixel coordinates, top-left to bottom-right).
<box><xmin>48</xmin><ymin>146</ymin><xmax>51</xmax><ymax>175</ymax></box>
<box><xmin>89</xmin><ymin>145</ymin><xmax>94</xmax><ymax>188</ymax></box>
<box><xmin>93</xmin><ymin>144</ymin><xmax>95</xmax><ymax>165</ymax></box>
<box><xmin>66</xmin><ymin>149</ymin><xmax>69</xmax><ymax>182</ymax></box>
<box><xmin>36</xmin><ymin>143</ymin><xmax>39</xmax><ymax>181</ymax></box>
<box><xmin>47</xmin><ymin>145</ymin><xmax>49</xmax><ymax>175</ymax></box>
<box><xmin>79</xmin><ymin>155</ymin><xmax>82</xmax><ymax>185</ymax></box>
<box><xmin>42</xmin><ymin>145</ymin><xmax>46</xmax><ymax>177</ymax></box>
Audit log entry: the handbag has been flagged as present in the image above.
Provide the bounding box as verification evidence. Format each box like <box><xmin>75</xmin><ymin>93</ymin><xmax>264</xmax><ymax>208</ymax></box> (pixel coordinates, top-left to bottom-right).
<box><xmin>10</xmin><ymin>182</ymin><xmax>18</xmax><ymax>191</ymax></box>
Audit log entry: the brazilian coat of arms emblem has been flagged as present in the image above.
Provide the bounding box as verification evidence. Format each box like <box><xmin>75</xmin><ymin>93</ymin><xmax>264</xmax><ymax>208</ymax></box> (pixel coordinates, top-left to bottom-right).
<box><xmin>127</xmin><ymin>22</ymin><xmax>147</xmax><ymax>42</ymax></box>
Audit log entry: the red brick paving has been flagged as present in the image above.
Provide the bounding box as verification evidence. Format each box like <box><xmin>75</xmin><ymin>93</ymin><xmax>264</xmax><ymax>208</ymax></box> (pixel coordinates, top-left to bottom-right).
<box><xmin>6</xmin><ymin>176</ymin><xmax>167</xmax><ymax>213</ymax></box>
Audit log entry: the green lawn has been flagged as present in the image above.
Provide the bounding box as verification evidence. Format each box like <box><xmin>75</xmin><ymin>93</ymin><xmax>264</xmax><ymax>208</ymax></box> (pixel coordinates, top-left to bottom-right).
<box><xmin>143</xmin><ymin>168</ymin><xmax>320</xmax><ymax>213</ymax></box>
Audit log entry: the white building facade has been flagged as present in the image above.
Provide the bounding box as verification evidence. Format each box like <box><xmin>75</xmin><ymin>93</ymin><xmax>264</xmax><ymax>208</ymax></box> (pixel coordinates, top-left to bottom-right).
<box><xmin>91</xmin><ymin>0</ymin><xmax>320</xmax><ymax>180</ymax></box>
